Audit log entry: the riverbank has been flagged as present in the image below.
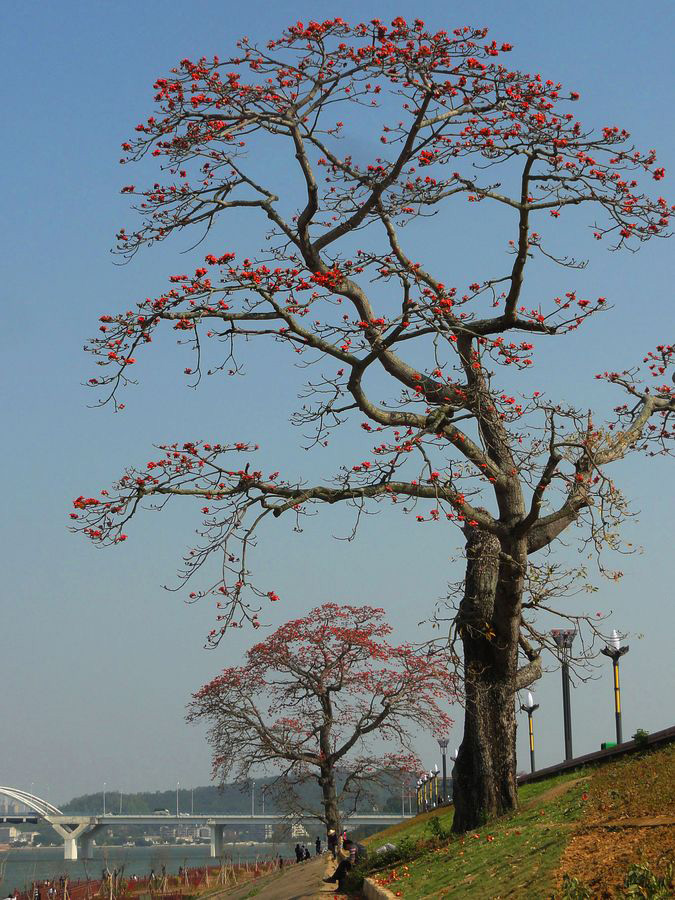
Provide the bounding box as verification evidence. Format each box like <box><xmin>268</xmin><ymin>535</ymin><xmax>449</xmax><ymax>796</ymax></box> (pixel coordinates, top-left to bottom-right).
<box><xmin>0</xmin><ymin>842</ymin><xmax>295</xmax><ymax>893</ymax></box>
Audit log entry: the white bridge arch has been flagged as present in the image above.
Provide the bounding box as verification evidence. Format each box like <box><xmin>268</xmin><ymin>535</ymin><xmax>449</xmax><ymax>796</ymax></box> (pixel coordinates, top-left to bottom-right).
<box><xmin>0</xmin><ymin>786</ymin><xmax>63</xmax><ymax>818</ymax></box>
<box><xmin>0</xmin><ymin>785</ymin><xmax>102</xmax><ymax>860</ymax></box>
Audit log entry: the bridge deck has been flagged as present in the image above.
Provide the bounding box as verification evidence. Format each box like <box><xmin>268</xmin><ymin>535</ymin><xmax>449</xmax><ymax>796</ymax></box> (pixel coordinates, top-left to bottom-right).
<box><xmin>42</xmin><ymin>813</ymin><xmax>412</xmax><ymax>827</ymax></box>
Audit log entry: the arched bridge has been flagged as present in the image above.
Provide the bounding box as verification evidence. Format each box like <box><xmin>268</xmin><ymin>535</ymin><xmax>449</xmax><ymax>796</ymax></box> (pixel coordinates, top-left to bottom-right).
<box><xmin>0</xmin><ymin>786</ymin><xmax>63</xmax><ymax>818</ymax></box>
<box><xmin>0</xmin><ymin>785</ymin><xmax>107</xmax><ymax>860</ymax></box>
<box><xmin>0</xmin><ymin>785</ymin><xmax>411</xmax><ymax>860</ymax></box>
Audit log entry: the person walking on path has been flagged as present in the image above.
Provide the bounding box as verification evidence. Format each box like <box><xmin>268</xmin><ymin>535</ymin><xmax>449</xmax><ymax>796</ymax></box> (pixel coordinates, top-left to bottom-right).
<box><xmin>315</xmin><ymin>836</ymin><xmax>321</xmax><ymax>855</ymax></box>
<box><xmin>294</xmin><ymin>843</ymin><xmax>302</xmax><ymax>863</ymax></box>
<box><xmin>326</xmin><ymin>829</ymin><xmax>337</xmax><ymax>860</ymax></box>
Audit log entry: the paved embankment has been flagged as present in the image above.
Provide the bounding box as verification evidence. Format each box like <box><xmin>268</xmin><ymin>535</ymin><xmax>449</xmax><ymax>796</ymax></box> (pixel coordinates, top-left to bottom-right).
<box><xmin>218</xmin><ymin>854</ymin><xmax>338</xmax><ymax>899</ymax></box>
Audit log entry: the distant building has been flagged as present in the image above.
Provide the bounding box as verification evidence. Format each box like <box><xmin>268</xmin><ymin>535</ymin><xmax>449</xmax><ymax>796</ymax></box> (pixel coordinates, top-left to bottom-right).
<box><xmin>0</xmin><ymin>826</ymin><xmax>38</xmax><ymax>844</ymax></box>
<box><xmin>1</xmin><ymin>798</ymin><xmax>21</xmax><ymax>815</ymax></box>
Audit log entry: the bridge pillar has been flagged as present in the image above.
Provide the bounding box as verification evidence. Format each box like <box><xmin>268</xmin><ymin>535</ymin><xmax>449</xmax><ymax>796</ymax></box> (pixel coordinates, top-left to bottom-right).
<box><xmin>50</xmin><ymin>822</ymin><xmax>103</xmax><ymax>860</ymax></box>
<box><xmin>210</xmin><ymin>824</ymin><xmax>224</xmax><ymax>858</ymax></box>
<box><xmin>64</xmin><ymin>835</ymin><xmax>78</xmax><ymax>861</ymax></box>
<box><xmin>79</xmin><ymin>825</ymin><xmax>105</xmax><ymax>860</ymax></box>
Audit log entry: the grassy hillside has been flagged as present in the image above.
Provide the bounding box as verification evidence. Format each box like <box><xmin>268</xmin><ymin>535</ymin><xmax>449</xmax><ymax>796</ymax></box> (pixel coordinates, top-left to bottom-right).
<box><xmin>347</xmin><ymin>744</ymin><xmax>674</xmax><ymax>898</ymax></box>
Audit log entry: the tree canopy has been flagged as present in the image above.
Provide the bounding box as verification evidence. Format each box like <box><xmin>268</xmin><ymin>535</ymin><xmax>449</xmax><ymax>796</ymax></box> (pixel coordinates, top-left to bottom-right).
<box><xmin>188</xmin><ymin>603</ymin><xmax>454</xmax><ymax>831</ymax></box>
<box><xmin>72</xmin><ymin>16</ymin><xmax>673</xmax><ymax>830</ymax></box>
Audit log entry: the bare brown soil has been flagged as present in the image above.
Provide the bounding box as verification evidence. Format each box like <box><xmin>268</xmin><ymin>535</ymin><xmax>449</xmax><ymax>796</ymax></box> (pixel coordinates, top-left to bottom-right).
<box><xmin>556</xmin><ymin>745</ymin><xmax>675</xmax><ymax>897</ymax></box>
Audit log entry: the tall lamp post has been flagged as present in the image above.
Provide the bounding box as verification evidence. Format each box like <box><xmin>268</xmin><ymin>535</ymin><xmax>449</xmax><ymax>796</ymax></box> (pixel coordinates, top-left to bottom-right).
<box><xmin>450</xmin><ymin>749</ymin><xmax>459</xmax><ymax>804</ymax></box>
<box><xmin>600</xmin><ymin>629</ymin><xmax>629</xmax><ymax>744</ymax></box>
<box><xmin>520</xmin><ymin>691</ymin><xmax>540</xmax><ymax>774</ymax></box>
<box><xmin>437</xmin><ymin>738</ymin><xmax>449</xmax><ymax>803</ymax></box>
<box><xmin>251</xmin><ymin>781</ymin><xmax>255</xmax><ymax>817</ymax></box>
<box><xmin>552</xmin><ymin>629</ymin><xmax>576</xmax><ymax>760</ymax></box>
<box><xmin>103</xmin><ymin>783</ymin><xmax>106</xmax><ymax>816</ymax></box>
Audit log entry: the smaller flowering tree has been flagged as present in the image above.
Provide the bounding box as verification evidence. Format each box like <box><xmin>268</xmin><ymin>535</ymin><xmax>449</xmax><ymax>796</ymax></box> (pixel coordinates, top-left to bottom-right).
<box><xmin>187</xmin><ymin>603</ymin><xmax>455</xmax><ymax>833</ymax></box>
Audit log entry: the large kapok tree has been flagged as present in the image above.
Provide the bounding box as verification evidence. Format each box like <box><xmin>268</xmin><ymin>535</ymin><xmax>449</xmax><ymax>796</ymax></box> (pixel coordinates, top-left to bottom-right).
<box><xmin>72</xmin><ymin>19</ymin><xmax>674</xmax><ymax>831</ymax></box>
<box><xmin>187</xmin><ymin>603</ymin><xmax>454</xmax><ymax>834</ymax></box>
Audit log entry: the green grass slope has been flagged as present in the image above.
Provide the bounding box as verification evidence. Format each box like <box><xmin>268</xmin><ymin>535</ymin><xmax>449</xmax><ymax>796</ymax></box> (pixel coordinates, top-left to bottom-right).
<box><xmin>348</xmin><ymin>745</ymin><xmax>674</xmax><ymax>899</ymax></box>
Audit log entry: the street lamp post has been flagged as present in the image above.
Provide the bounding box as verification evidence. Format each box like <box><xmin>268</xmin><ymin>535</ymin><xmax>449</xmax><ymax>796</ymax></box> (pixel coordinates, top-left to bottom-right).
<box><xmin>432</xmin><ymin>766</ymin><xmax>439</xmax><ymax>807</ymax></box>
<box><xmin>552</xmin><ymin>629</ymin><xmax>576</xmax><ymax>760</ymax></box>
<box><xmin>176</xmin><ymin>782</ymin><xmax>180</xmax><ymax>818</ymax></box>
<box><xmin>191</xmin><ymin>787</ymin><xmax>194</xmax><ymax>816</ymax></box>
<box><xmin>103</xmin><ymin>783</ymin><xmax>106</xmax><ymax>816</ymax></box>
<box><xmin>437</xmin><ymin>738</ymin><xmax>449</xmax><ymax>804</ymax></box>
<box><xmin>450</xmin><ymin>748</ymin><xmax>459</xmax><ymax>804</ymax></box>
<box><xmin>600</xmin><ymin>629</ymin><xmax>629</xmax><ymax>744</ymax></box>
<box><xmin>251</xmin><ymin>781</ymin><xmax>255</xmax><ymax>817</ymax></box>
<box><xmin>119</xmin><ymin>790</ymin><xmax>122</xmax><ymax>815</ymax></box>
<box><xmin>520</xmin><ymin>691</ymin><xmax>540</xmax><ymax>774</ymax></box>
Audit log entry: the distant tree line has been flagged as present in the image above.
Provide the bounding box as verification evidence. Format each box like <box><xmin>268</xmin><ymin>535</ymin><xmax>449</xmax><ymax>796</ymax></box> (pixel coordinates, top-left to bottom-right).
<box><xmin>60</xmin><ymin>774</ymin><xmax>404</xmax><ymax>818</ymax></box>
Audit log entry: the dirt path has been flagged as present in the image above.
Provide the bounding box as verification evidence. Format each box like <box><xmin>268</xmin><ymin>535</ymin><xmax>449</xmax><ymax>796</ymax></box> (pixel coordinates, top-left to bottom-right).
<box><xmin>598</xmin><ymin>815</ymin><xmax>675</xmax><ymax>828</ymax></box>
<box><xmin>219</xmin><ymin>855</ymin><xmax>340</xmax><ymax>900</ymax></box>
<box><xmin>522</xmin><ymin>776</ymin><xmax>589</xmax><ymax>810</ymax></box>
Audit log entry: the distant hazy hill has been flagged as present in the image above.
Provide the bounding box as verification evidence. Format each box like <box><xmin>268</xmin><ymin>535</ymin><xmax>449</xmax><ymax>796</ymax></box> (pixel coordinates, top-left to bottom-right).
<box><xmin>61</xmin><ymin>773</ymin><xmax>406</xmax><ymax>817</ymax></box>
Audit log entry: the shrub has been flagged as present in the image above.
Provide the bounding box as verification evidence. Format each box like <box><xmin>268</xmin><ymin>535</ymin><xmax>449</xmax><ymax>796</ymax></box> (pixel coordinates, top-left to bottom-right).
<box><xmin>623</xmin><ymin>861</ymin><xmax>673</xmax><ymax>898</ymax></box>
<box><xmin>426</xmin><ymin>814</ymin><xmax>452</xmax><ymax>841</ymax></box>
<box><xmin>632</xmin><ymin>728</ymin><xmax>650</xmax><ymax>750</ymax></box>
<box><xmin>559</xmin><ymin>874</ymin><xmax>592</xmax><ymax>899</ymax></box>
<box><xmin>343</xmin><ymin>836</ymin><xmax>421</xmax><ymax>892</ymax></box>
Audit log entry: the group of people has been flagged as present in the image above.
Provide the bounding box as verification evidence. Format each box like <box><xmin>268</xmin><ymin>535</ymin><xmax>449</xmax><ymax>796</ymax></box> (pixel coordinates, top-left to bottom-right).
<box><xmin>290</xmin><ymin>827</ymin><xmax>365</xmax><ymax>889</ymax></box>
<box><xmin>293</xmin><ymin>834</ymin><xmax>322</xmax><ymax>863</ymax></box>
<box><xmin>29</xmin><ymin>877</ymin><xmax>66</xmax><ymax>900</ymax></box>
<box><xmin>4</xmin><ymin>877</ymin><xmax>67</xmax><ymax>900</ymax></box>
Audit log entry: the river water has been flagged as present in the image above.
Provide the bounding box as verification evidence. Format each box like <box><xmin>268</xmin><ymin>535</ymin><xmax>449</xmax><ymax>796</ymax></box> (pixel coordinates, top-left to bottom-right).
<box><xmin>0</xmin><ymin>844</ymin><xmax>297</xmax><ymax>893</ymax></box>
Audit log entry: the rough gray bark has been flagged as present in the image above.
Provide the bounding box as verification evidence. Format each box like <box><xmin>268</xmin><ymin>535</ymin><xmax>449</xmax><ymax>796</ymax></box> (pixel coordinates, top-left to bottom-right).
<box><xmin>319</xmin><ymin>765</ymin><xmax>341</xmax><ymax>837</ymax></box>
<box><xmin>452</xmin><ymin>526</ymin><xmax>529</xmax><ymax>832</ymax></box>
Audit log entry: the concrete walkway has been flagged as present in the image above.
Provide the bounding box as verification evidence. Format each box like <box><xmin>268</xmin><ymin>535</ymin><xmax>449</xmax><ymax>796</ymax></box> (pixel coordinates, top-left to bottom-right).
<box><xmin>221</xmin><ymin>855</ymin><xmax>341</xmax><ymax>899</ymax></box>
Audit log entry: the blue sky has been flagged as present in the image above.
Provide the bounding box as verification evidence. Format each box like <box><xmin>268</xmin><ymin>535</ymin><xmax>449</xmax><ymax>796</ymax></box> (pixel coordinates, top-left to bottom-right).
<box><xmin>1</xmin><ymin>0</ymin><xmax>673</xmax><ymax>804</ymax></box>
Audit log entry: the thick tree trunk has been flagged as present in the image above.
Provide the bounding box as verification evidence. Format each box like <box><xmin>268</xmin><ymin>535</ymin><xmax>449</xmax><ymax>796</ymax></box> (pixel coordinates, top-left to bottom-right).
<box><xmin>319</xmin><ymin>766</ymin><xmax>341</xmax><ymax>837</ymax></box>
<box><xmin>451</xmin><ymin>527</ymin><xmax>523</xmax><ymax>833</ymax></box>
<box><xmin>452</xmin><ymin>631</ymin><xmax>519</xmax><ymax>831</ymax></box>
